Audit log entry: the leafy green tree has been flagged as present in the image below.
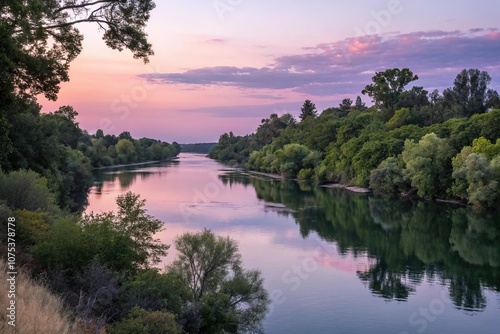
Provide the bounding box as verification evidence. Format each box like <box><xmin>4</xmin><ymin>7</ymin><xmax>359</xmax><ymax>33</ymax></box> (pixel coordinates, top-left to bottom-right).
<box><xmin>299</xmin><ymin>99</ymin><xmax>317</xmax><ymax>121</ymax></box>
<box><xmin>362</xmin><ymin>68</ymin><xmax>418</xmax><ymax>115</ymax></box>
<box><xmin>120</xmin><ymin>270</ymin><xmax>189</xmax><ymax>317</ymax></box>
<box><xmin>274</xmin><ymin>143</ymin><xmax>311</xmax><ymax>178</ymax></box>
<box><xmin>471</xmin><ymin>137</ymin><xmax>500</xmax><ymax>160</ymax></box>
<box><xmin>108</xmin><ymin>307</ymin><xmax>184</xmax><ymax>334</ymax></box>
<box><xmin>1</xmin><ymin>0</ymin><xmax>155</xmax><ymax>102</ymax></box>
<box><xmin>369</xmin><ymin>157</ymin><xmax>405</xmax><ymax>193</ymax></box>
<box><xmin>394</xmin><ymin>86</ymin><xmax>429</xmax><ymax>110</ymax></box>
<box><xmin>83</xmin><ymin>192</ymin><xmax>169</xmax><ymax>268</ymax></box>
<box><xmin>402</xmin><ymin>133</ymin><xmax>455</xmax><ymax>198</ymax></box>
<box><xmin>0</xmin><ymin>169</ymin><xmax>58</xmax><ymax>212</ymax></box>
<box><xmin>443</xmin><ymin>69</ymin><xmax>496</xmax><ymax>117</ymax></box>
<box><xmin>116</xmin><ymin>139</ymin><xmax>136</xmax><ymax>162</ymax></box>
<box><xmin>339</xmin><ymin>98</ymin><xmax>353</xmax><ymax>113</ymax></box>
<box><xmin>451</xmin><ymin>143</ymin><xmax>500</xmax><ymax>207</ymax></box>
<box><xmin>355</xmin><ymin>96</ymin><xmax>367</xmax><ymax>111</ymax></box>
<box><xmin>168</xmin><ymin>229</ymin><xmax>269</xmax><ymax>334</ymax></box>
<box><xmin>386</xmin><ymin>108</ymin><xmax>424</xmax><ymax>130</ymax></box>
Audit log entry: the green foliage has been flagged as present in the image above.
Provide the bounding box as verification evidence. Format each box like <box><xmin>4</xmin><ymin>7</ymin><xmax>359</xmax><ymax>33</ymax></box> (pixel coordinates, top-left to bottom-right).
<box><xmin>108</xmin><ymin>307</ymin><xmax>184</xmax><ymax>334</ymax></box>
<box><xmin>274</xmin><ymin>144</ymin><xmax>313</xmax><ymax>178</ymax></box>
<box><xmin>370</xmin><ymin>157</ymin><xmax>406</xmax><ymax>194</ymax></box>
<box><xmin>12</xmin><ymin>209</ymin><xmax>50</xmax><ymax>248</ymax></box>
<box><xmin>210</xmin><ymin>113</ymin><xmax>295</xmax><ymax>165</ymax></box>
<box><xmin>83</xmin><ymin>192</ymin><xmax>169</xmax><ymax>268</ymax></box>
<box><xmin>168</xmin><ymin>229</ymin><xmax>269</xmax><ymax>333</ymax></box>
<box><xmin>355</xmin><ymin>96</ymin><xmax>367</xmax><ymax>111</ymax></box>
<box><xmin>116</xmin><ymin>139</ymin><xmax>136</xmax><ymax>157</ymax></box>
<box><xmin>471</xmin><ymin>137</ymin><xmax>500</xmax><ymax>160</ymax></box>
<box><xmin>180</xmin><ymin>143</ymin><xmax>217</xmax><ymax>154</ymax></box>
<box><xmin>299</xmin><ymin>99</ymin><xmax>317</xmax><ymax>121</ymax></box>
<box><xmin>83</xmin><ymin>129</ymin><xmax>179</xmax><ymax>167</ymax></box>
<box><xmin>386</xmin><ymin>108</ymin><xmax>424</xmax><ymax>130</ymax></box>
<box><xmin>33</xmin><ymin>192</ymin><xmax>168</xmax><ymax>274</ymax></box>
<box><xmin>452</xmin><ymin>143</ymin><xmax>500</xmax><ymax>207</ymax></box>
<box><xmin>443</xmin><ymin>69</ymin><xmax>497</xmax><ymax>117</ymax></box>
<box><xmin>210</xmin><ymin>68</ymin><xmax>500</xmax><ymax>207</ymax></box>
<box><xmin>402</xmin><ymin>133</ymin><xmax>455</xmax><ymax>198</ymax></box>
<box><xmin>120</xmin><ymin>270</ymin><xmax>190</xmax><ymax>316</ymax></box>
<box><xmin>362</xmin><ymin>68</ymin><xmax>419</xmax><ymax>115</ymax></box>
<box><xmin>1</xmin><ymin>1</ymin><xmax>155</xmax><ymax>102</ymax></box>
<box><xmin>0</xmin><ymin>169</ymin><xmax>58</xmax><ymax>212</ymax></box>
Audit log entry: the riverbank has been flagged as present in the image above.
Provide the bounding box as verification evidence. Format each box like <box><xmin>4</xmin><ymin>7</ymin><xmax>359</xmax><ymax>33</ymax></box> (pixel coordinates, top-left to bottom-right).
<box><xmin>246</xmin><ymin>170</ymin><xmax>372</xmax><ymax>194</ymax></box>
<box><xmin>321</xmin><ymin>183</ymin><xmax>372</xmax><ymax>193</ymax></box>
<box><xmin>93</xmin><ymin>157</ymin><xmax>178</xmax><ymax>170</ymax></box>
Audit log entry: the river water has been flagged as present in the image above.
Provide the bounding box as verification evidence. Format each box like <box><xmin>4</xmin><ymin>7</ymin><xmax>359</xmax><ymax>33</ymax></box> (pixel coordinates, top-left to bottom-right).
<box><xmin>86</xmin><ymin>153</ymin><xmax>500</xmax><ymax>334</ymax></box>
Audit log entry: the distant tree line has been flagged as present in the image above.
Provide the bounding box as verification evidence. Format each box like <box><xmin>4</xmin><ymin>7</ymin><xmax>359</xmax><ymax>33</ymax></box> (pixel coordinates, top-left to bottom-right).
<box><xmin>180</xmin><ymin>142</ymin><xmax>217</xmax><ymax>154</ymax></box>
<box><xmin>0</xmin><ymin>99</ymin><xmax>180</xmax><ymax>210</ymax></box>
<box><xmin>80</xmin><ymin>129</ymin><xmax>181</xmax><ymax>168</ymax></box>
<box><xmin>210</xmin><ymin>68</ymin><xmax>500</xmax><ymax>208</ymax></box>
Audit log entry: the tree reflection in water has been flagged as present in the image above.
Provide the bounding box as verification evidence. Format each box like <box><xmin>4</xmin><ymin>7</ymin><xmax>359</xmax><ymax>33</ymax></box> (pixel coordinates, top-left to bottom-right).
<box><xmin>219</xmin><ymin>172</ymin><xmax>500</xmax><ymax>312</ymax></box>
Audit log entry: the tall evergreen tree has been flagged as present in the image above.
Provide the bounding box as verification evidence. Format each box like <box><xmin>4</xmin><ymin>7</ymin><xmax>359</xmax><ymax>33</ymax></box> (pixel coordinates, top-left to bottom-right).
<box><xmin>299</xmin><ymin>99</ymin><xmax>317</xmax><ymax>121</ymax></box>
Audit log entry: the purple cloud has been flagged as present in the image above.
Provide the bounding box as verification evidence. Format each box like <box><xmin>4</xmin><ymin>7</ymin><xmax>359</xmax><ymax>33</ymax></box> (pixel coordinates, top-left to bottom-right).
<box><xmin>140</xmin><ymin>29</ymin><xmax>500</xmax><ymax>97</ymax></box>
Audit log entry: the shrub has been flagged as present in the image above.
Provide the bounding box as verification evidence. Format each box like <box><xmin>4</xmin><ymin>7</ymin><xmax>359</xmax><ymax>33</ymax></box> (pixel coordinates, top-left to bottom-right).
<box><xmin>107</xmin><ymin>307</ymin><xmax>184</xmax><ymax>334</ymax></box>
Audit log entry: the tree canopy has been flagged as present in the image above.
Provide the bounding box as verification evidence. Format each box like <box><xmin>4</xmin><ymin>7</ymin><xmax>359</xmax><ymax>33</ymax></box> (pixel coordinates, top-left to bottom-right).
<box><xmin>168</xmin><ymin>229</ymin><xmax>269</xmax><ymax>333</ymax></box>
<box><xmin>1</xmin><ymin>0</ymin><xmax>155</xmax><ymax>101</ymax></box>
<box><xmin>299</xmin><ymin>99</ymin><xmax>317</xmax><ymax>121</ymax></box>
<box><xmin>210</xmin><ymin>67</ymin><xmax>500</xmax><ymax>208</ymax></box>
<box><xmin>362</xmin><ymin>68</ymin><xmax>418</xmax><ymax>114</ymax></box>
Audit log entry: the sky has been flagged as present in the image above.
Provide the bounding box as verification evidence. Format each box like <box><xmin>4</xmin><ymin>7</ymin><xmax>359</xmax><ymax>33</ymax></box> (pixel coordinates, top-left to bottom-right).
<box><xmin>39</xmin><ymin>0</ymin><xmax>500</xmax><ymax>143</ymax></box>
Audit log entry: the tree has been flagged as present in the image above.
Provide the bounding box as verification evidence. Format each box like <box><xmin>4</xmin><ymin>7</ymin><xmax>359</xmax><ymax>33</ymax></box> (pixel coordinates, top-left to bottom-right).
<box><xmin>108</xmin><ymin>307</ymin><xmax>184</xmax><ymax>334</ymax></box>
<box><xmin>96</xmin><ymin>129</ymin><xmax>105</xmax><ymax>139</ymax></box>
<box><xmin>116</xmin><ymin>139</ymin><xmax>135</xmax><ymax>156</ymax></box>
<box><xmin>273</xmin><ymin>143</ymin><xmax>311</xmax><ymax>178</ymax></box>
<box><xmin>443</xmin><ymin>69</ymin><xmax>496</xmax><ymax>117</ymax></box>
<box><xmin>402</xmin><ymin>133</ymin><xmax>455</xmax><ymax>198</ymax></box>
<box><xmin>339</xmin><ymin>98</ymin><xmax>353</xmax><ymax>113</ymax></box>
<box><xmin>369</xmin><ymin>157</ymin><xmax>405</xmax><ymax>193</ymax></box>
<box><xmin>1</xmin><ymin>0</ymin><xmax>155</xmax><ymax>101</ymax></box>
<box><xmin>395</xmin><ymin>86</ymin><xmax>429</xmax><ymax>110</ymax></box>
<box><xmin>355</xmin><ymin>96</ymin><xmax>367</xmax><ymax>111</ymax></box>
<box><xmin>451</xmin><ymin>140</ymin><xmax>500</xmax><ymax>207</ymax></box>
<box><xmin>168</xmin><ymin>229</ymin><xmax>269</xmax><ymax>334</ymax></box>
<box><xmin>0</xmin><ymin>169</ymin><xmax>58</xmax><ymax>213</ymax></box>
<box><xmin>299</xmin><ymin>99</ymin><xmax>317</xmax><ymax>121</ymax></box>
<box><xmin>83</xmin><ymin>192</ymin><xmax>169</xmax><ymax>269</ymax></box>
<box><xmin>362</xmin><ymin>68</ymin><xmax>418</xmax><ymax>114</ymax></box>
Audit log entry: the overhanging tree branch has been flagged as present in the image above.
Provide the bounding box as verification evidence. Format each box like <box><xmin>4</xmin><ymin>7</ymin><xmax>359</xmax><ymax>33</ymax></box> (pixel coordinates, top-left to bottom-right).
<box><xmin>53</xmin><ymin>0</ymin><xmax>112</xmax><ymax>15</ymax></box>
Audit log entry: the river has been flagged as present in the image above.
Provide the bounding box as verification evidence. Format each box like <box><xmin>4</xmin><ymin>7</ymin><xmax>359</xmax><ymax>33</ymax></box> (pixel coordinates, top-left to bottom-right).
<box><xmin>86</xmin><ymin>153</ymin><xmax>500</xmax><ymax>334</ymax></box>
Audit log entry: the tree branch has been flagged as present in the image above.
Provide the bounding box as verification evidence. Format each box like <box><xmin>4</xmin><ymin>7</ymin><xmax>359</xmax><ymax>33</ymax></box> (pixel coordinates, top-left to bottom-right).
<box><xmin>39</xmin><ymin>18</ymin><xmax>118</xmax><ymax>30</ymax></box>
<box><xmin>53</xmin><ymin>0</ymin><xmax>113</xmax><ymax>15</ymax></box>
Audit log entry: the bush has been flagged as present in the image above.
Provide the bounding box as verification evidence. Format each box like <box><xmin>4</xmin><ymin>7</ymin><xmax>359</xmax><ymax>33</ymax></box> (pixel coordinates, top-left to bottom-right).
<box><xmin>0</xmin><ymin>169</ymin><xmax>58</xmax><ymax>212</ymax></box>
<box><xmin>370</xmin><ymin>157</ymin><xmax>405</xmax><ymax>193</ymax></box>
<box><xmin>107</xmin><ymin>307</ymin><xmax>184</xmax><ymax>334</ymax></box>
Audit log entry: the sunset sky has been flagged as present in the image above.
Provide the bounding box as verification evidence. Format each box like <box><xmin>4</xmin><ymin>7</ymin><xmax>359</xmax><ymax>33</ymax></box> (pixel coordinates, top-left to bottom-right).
<box><xmin>39</xmin><ymin>0</ymin><xmax>500</xmax><ymax>143</ymax></box>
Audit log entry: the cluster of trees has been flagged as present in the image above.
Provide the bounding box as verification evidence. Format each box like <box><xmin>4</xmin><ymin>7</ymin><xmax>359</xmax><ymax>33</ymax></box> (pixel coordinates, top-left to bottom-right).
<box><xmin>0</xmin><ymin>100</ymin><xmax>180</xmax><ymax>211</ymax></box>
<box><xmin>0</xmin><ymin>2</ymin><xmax>269</xmax><ymax>333</ymax></box>
<box><xmin>0</xmin><ymin>174</ymin><xmax>269</xmax><ymax>333</ymax></box>
<box><xmin>211</xmin><ymin>68</ymin><xmax>500</xmax><ymax>208</ymax></box>
<box><xmin>0</xmin><ymin>1</ymin><xmax>180</xmax><ymax>211</ymax></box>
<box><xmin>180</xmin><ymin>143</ymin><xmax>217</xmax><ymax>154</ymax></box>
<box><xmin>79</xmin><ymin>129</ymin><xmax>181</xmax><ymax>168</ymax></box>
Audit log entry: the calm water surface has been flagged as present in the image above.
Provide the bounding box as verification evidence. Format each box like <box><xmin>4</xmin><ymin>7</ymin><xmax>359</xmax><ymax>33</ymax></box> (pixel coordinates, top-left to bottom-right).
<box><xmin>86</xmin><ymin>153</ymin><xmax>500</xmax><ymax>334</ymax></box>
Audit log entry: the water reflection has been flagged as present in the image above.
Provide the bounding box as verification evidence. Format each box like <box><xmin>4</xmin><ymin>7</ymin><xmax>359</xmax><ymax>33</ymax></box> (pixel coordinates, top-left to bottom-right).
<box><xmin>219</xmin><ymin>172</ymin><xmax>500</xmax><ymax>312</ymax></box>
<box><xmin>92</xmin><ymin>160</ymin><xmax>179</xmax><ymax>194</ymax></box>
